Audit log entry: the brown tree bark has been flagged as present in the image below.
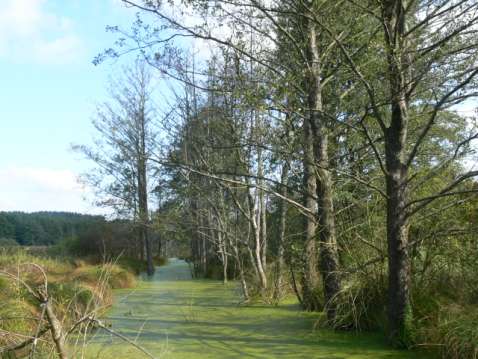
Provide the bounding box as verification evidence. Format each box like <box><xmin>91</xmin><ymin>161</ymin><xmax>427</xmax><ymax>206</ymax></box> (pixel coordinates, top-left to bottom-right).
<box><xmin>274</xmin><ymin>160</ymin><xmax>289</xmax><ymax>301</ymax></box>
<box><xmin>301</xmin><ymin>114</ymin><xmax>320</xmax><ymax>311</ymax></box>
<box><xmin>302</xmin><ymin>14</ymin><xmax>342</xmax><ymax>316</ymax></box>
<box><xmin>137</xmin><ymin>111</ymin><xmax>154</xmax><ymax>276</ymax></box>
<box><xmin>316</xmin><ymin>127</ymin><xmax>341</xmax><ymax>321</ymax></box>
<box><xmin>381</xmin><ymin>0</ymin><xmax>413</xmax><ymax>345</ymax></box>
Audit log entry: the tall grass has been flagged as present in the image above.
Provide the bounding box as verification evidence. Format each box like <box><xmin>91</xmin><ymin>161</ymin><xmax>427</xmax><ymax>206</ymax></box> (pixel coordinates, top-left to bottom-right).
<box><xmin>0</xmin><ymin>248</ymin><xmax>139</xmax><ymax>358</ymax></box>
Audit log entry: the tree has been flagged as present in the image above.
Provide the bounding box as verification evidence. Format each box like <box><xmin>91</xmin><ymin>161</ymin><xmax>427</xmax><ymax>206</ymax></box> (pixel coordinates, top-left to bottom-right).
<box><xmin>97</xmin><ymin>0</ymin><xmax>478</xmax><ymax>347</ymax></box>
<box><xmin>75</xmin><ymin>60</ymin><xmax>157</xmax><ymax>275</ymax></box>
<box><xmin>322</xmin><ymin>0</ymin><xmax>478</xmax><ymax>344</ymax></box>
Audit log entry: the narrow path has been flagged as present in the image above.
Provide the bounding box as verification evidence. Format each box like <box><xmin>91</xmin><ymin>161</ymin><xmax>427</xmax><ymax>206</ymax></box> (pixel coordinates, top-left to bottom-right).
<box><xmin>84</xmin><ymin>259</ymin><xmax>429</xmax><ymax>358</ymax></box>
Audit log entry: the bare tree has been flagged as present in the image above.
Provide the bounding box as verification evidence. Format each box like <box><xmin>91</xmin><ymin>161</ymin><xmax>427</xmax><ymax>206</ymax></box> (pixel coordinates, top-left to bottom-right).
<box><xmin>75</xmin><ymin>60</ymin><xmax>157</xmax><ymax>275</ymax></box>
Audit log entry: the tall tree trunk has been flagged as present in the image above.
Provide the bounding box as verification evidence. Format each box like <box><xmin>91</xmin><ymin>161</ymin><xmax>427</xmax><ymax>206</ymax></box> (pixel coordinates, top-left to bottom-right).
<box><xmin>316</xmin><ymin>128</ymin><xmax>341</xmax><ymax>321</ymax></box>
<box><xmin>249</xmin><ymin>190</ymin><xmax>267</xmax><ymax>290</ymax></box>
<box><xmin>385</xmin><ymin>136</ymin><xmax>411</xmax><ymax>344</ymax></box>
<box><xmin>232</xmin><ymin>239</ymin><xmax>250</xmax><ymax>301</ymax></box>
<box><xmin>301</xmin><ymin>115</ymin><xmax>320</xmax><ymax>310</ymax></box>
<box><xmin>138</xmin><ymin>132</ymin><xmax>154</xmax><ymax>276</ymax></box>
<box><xmin>222</xmin><ymin>241</ymin><xmax>228</xmax><ymax>284</ymax></box>
<box><xmin>138</xmin><ymin>227</ymin><xmax>144</xmax><ymax>261</ymax></box>
<box><xmin>257</xmin><ymin>146</ymin><xmax>267</xmax><ymax>273</ymax></box>
<box><xmin>260</xmin><ymin>192</ymin><xmax>267</xmax><ymax>272</ymax></box>
<box><xmin>313</xmin><ymin>82</ymin><xmax>341</xmax><ymax>320</ymax></box>
<box><xmin>214</xmin><ymin>210</ymin><xmax>228</xmax><ymax>284</ymax></box>
<box><xmin>301</xmin><ymin>17</ymin><xmax>324</xmax><ymax>312</ymax></box>
<box><xmin>384</xmin><ymin>65</ymin><xmax>412</xmax><ymax>345</ymax></box>
<box><xmin>274</xmin><ymin>161</ymin><xmax>289</xmax><ymax>301</ymax></box>
<box><xmin>305</xmin><ymin>13</ymin><xmax>342</xmax><ymax>317</ymax></box>
<box><xmin>382</xmin><ymin>0</ymin><xmax>413</xmax><ymax>345</ymax></box>
<box><xmin>201</xmin><ymin>211</ymin><xmax>208</xmax><ymax>275</ymax></box>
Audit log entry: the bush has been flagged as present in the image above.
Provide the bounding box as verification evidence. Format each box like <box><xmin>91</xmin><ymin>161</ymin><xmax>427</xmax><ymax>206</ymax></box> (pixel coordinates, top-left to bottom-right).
<box><xmin>0</xmin><ymin>238</ymin><xmax>18</xmax><ymax>247</ymax></box>
<box><xmin>72</xmin><ymin>263</ymin><xmax>136</xmax><ymax>289</ymax></box>
<box><xmin>154</xmin><ymin>256</ymin><xmax>169</xmax><ymax>267</ymax></box>
<box><xmin>0</xmin><ymin>250</ymin><xmax>139</xmax><ymax>357</ymax></box>
<box><xmin>414</xmin><ymin>303</ymin><xmax>478</xmax><ymax>359</ymax></box>
<box><xmin>320</xmin><ymin>273</ymin><xmax>388</xmax><ymax>331</ymax></box>
<box><xmin>117</xmin><ymin>257</ymin><xmax>148</xmax><ymax>274</ymax></box>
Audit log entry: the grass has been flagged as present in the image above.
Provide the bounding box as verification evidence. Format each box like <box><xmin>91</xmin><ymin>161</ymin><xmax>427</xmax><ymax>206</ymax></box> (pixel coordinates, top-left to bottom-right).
<box><xmin>413</xmin><ymin>302</ymin><xmax>478</xmax><ymax>359</ymax></box>
<box><xmin>0</xmin><ymin>248</ymin><xmax>140</xmax><ymax>357</ymax></box>
<box><xmin>84</xmin><ymin>259</ymin><xmax>433</xmax><ymax>359</ymax></box>
<box><xmin>72</xmin><ymin>263</ymin><xmax>136</xmax><ymax>289</ymax></box>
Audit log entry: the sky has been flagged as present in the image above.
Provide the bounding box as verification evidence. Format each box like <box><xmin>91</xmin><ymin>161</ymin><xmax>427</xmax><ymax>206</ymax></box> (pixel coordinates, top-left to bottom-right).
<box><xmin>0</xmin><ymin>1</ymin><xmax>476</xmax><ymax>215</ymax></box>
<box><xmin>0</xmin><ymin>0</ymin><xmax>143</xmax><ymax>214</ymax></box>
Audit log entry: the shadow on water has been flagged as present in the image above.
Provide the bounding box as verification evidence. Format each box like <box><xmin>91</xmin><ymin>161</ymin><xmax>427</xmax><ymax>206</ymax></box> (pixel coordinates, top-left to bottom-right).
<box><xmin>82</xmin><ymin>259</ymin><xmax>432</xmax><ymax>359</ymax></box>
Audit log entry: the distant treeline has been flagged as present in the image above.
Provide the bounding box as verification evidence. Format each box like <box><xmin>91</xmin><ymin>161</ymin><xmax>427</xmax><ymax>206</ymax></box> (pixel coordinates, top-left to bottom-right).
<box><xmin>0</xmin><ymin>211</ymin><xmax>106</xmax><ymax>246</ymax></box>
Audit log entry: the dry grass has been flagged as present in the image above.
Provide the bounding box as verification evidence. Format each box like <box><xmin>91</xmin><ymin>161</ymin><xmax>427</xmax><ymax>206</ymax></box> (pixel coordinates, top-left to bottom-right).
<box><xmin>0</xmin><ymin>249</ymin><xmax>138</xmax><ymax>358</ymax></box>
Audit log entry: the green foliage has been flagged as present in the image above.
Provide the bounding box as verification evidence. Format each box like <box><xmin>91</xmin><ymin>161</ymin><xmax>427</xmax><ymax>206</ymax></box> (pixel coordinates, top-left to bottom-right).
<box><xmin>72</xmin><ymin>263</ymin><xmax>136</xmax><ymax>289</ymax></box>
<box><xmin>0</xmin><ymin>238</ymin><xmax>18</xmax><ymax>247</ymax></box>
<box><xmin>117</xmin><ymin>257</ymin><xmax>148</xmax><ymax>274</ymax></box>
<box><xmin>434</xmin><ymin>307</ymin><xmax>478</xmax><ymax>359</ymax></box>
<box><xmin>0</xmin><ymin>211</ymin><xmax>106</xmax><ymax>246</ymax></box>
<box><xmin>153</xmin><ymin>256</ymin><xmax>169</xmax><ymax>267</ymax></box>
<box><xmin>327</xmin><ymin>273</ymin><xmax>388</xmax><ymax>332</ymax></box>
<box><xmin>414</xmin><ymin>301</ymin><xmax>478</xmax><ymax>359</ymax></box>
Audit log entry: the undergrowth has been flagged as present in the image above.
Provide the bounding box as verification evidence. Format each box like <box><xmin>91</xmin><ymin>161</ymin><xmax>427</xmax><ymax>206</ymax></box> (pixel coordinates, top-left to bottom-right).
<box><xmin>0</xmin><ymin>248</ymin><xmax>140</xmax><ymax>358</ymax></box>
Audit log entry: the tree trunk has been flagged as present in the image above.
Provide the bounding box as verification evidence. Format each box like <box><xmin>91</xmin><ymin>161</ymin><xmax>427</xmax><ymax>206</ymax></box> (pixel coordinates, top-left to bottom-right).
<box><xmin>301</xmin><ymin>115</ymin><xmax>320</xmax><ymax>311</ymax></box>
<box><xmin>385</xmin><ymin>152</ymin><xmax>411</xmax><ymax>345</ymax></box>
<box><xmin>217</xmin><ymin>223</ymin><xmax>228</xmax><ymax>284</ymax></box>
<box><xmin>301</xmin><ymin>18</ymin><xmax>323</xmax><ymax>312</ymax></box>
<box><xmin>260</xmin><ymin>192</ymin><xmax>267</xmax><ymax>272</ymax></box>
<box><xmin>223</xmin><ymin>247</ymin><xmax>228</xmax><ymax>284</ymax></box>
<box><xmin>137</xmin><ymin>101</ymin><xmax>154</xmax><ymax>276</ymax></box>
<box><xmin>257</xmin><ymin>147</ymin><xmax>268</xmax><ymax>274</ymax></box>
<box><xmin>274</xmin><ymin>161</ymin><xmax>289</xmax><ymax>301</ymax></box>
<box><xmin>250</xmin><ymin>190</ymin><xmax>268</xmax><ymax>290</ymax></box>
<box><xmin>232</xmin><ymin>241</ymin><xmax>250</xmax><ymax>301</ymax></box>
<box><xmin>44</xmin><ymin>300</ymin><xmax>68</xmax><ymax>359</ymax></box>
<box><xmin>381</xmin><ymin>0</ymin><xmax>413</xmax><ymax>345</ymax></box>
<box><xmin>304</xmin><ymin>12</ymin><xmax>342</xmax><ymax>318</ymax></box>
<box><xmin>384</xmin><ymin>113</ymin><xmax>411</xmax><ymax>344</ymax></box>
<box><xmin>138</xmin><ymin>157</ymin><xmax>154</xmax><ymax>276</ymax></box>
<box><xmin>316</xmin><ymin>128</ymin><xmax>341</xmax><ymax>321</ymax></box>
<box><xmin>254</xmin><ymin>220</ymin><xmax>267</xmax><ymax>290</ymax></box>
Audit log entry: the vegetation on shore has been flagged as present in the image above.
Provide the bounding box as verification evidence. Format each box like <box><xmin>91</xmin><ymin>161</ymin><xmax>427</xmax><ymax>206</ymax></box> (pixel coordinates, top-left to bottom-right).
<box><xmin>0</xmin><ymin>247</ymin><xmax>145</xmax><ymax>358</ymax></box>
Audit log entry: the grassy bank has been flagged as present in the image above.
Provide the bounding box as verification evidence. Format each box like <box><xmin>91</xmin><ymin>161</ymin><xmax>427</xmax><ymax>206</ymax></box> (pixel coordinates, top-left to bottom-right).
<box><xmin>0</xmin><ymin>248</ymin><xmax>142</xmax><ymax>358</ymax></box>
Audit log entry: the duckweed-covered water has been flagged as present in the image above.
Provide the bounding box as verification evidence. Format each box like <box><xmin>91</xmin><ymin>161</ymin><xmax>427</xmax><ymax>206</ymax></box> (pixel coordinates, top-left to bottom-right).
<box><xmin>82</xmin><ymin>259</ymin><xmax>430</xmax><ymax>358</ymax></box>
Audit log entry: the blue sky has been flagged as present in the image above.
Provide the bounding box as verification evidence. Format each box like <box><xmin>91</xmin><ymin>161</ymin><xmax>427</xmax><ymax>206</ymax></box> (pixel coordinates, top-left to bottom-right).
<box><xmin>1</xmin><ymin>1</ymin><xmax>475</xmax><ymax>215</ymax></box>
<box><xmin>0</xmin><ymin>0</ymin><xmax>140</xmax><ymax>214</ymax></box>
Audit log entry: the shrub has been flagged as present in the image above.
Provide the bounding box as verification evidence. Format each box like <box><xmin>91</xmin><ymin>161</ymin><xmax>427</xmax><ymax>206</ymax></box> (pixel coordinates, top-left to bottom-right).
<box><xmin>0</xmin><ymin>238</ymin><xmax>18</xmax><ymax>247</ymax></box>
<box><xmin>117</xmin><ymin>257</ymin><xmax>148</xmax><ymax>274</ymax></box>
<box><xmin>72</xmin><ymin>263</ymin><xmax>136</xmax><ymax>289</ymax></box>
<box><xmin>324</xmin><ymin>273</ymin><xmax>387</xmax><ymax>331</ymax></box>
<box><xmin>154</xmin><ymin>256</ymin><xmax>169</xmax><ymax>267</ymax></box>
<box><xmin>0</xmin><ymin>251</ymin><xmax>139</xmax><ymax>357</ymax></box>
<box><xmin>414</xmin><ymin>303</ymin><xmax>478</xmax><ymax>359</ymax></box>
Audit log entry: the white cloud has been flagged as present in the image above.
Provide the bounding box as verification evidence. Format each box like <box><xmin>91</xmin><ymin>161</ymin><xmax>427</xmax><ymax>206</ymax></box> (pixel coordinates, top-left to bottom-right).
<box><xmin>0</xmin><ymin>166</ymin><xmax>102</xmax><ymax>214</ymax></box>
<box><xmin>33</xmin><ymin>34</ymin><xmax>84</xmax><ymax>64</ymax></box>
<box><xmin>0</xmin><ymin>0</ymin><xmax>85</xmax><ymax>64</ymax></box>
